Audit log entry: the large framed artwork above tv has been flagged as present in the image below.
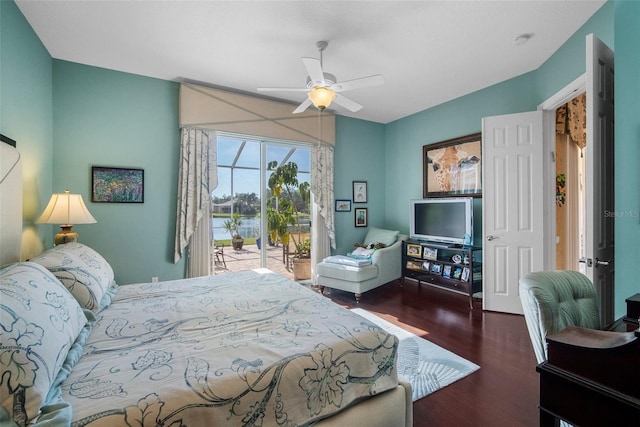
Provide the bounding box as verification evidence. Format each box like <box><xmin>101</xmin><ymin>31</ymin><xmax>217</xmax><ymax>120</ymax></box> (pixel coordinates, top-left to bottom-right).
<box><xmin>423</xmin><ymin>132</ymin><xmax>482</xmax><ymax>197</ymax></box>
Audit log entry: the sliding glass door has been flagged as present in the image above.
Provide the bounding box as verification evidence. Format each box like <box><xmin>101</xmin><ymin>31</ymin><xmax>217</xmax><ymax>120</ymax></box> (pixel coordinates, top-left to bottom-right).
<box><xmin>212</xmin><ymin>134</ymin><xmax>310</xmax><ymax>278</ymax></box>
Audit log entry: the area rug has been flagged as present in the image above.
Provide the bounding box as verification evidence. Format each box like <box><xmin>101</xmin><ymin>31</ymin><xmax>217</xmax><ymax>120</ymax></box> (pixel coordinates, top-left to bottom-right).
<box><xmin>351</xmin><ymin>308</ymin><xmax>480</xmax><ymax>401</ymax></box>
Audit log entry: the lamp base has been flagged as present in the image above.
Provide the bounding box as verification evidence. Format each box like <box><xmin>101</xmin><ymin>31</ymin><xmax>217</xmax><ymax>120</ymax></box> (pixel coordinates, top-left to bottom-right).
<box><xmin>54</xmin><ymin>225</ymin><xmax>79</xmax><ymax>246</ymax></box>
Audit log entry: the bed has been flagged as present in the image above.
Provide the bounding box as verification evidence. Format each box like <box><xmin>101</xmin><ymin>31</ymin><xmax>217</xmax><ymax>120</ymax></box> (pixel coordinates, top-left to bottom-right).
<box><xmin>0</xmin><ymin>142</ymin><xmax>412</xmax><ymax>426</ymax></box>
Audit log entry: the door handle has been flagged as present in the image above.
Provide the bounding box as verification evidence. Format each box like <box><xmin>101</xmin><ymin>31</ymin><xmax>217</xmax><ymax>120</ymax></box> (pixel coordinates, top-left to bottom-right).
<box><xmin>486</xmin><ymin>235</ymin><xmax>499</xmax><ymax>241</ymax></box>
<box><xmin>578</xmin><ymin>257</ymin><xmax>591</xmax><ymax>266</ymax></box>
<box><xmin>579</xmin><ymin>258</ymin><xmax>609</xmax><ymax>267</ymax></box>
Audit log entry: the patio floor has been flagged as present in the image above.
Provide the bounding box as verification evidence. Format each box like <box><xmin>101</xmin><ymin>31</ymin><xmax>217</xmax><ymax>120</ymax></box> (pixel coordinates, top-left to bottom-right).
<box><xmin>212</xmin><ymin>242</ymin><xmax>298</xmax><ymax>281</ymax></box>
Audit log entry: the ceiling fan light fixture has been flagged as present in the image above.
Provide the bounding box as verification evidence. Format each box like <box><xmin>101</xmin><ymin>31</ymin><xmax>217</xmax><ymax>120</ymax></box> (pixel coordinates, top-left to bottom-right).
<box><xmin>307</xmin><ymin>86</ymin><xmax>336</xmax><ymax>110</ymax></box>
<box><xmin>258</xmin><ymin>40</ymin><xmax>382</xmax><ymax>114</ymax></box>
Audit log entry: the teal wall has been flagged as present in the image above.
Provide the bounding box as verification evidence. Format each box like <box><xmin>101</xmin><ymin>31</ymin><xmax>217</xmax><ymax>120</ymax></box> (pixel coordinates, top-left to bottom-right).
<box><xmin>613</xmin><ymin>0</ymin><xmax>640</xmax><ymax>317</ymax></box>
<box><xmin>2</xmin><ymin>1</ymin><xmax>185</xmax><ymax>284</ymax></box>
<box><xmin>0</xmin><ymin>0</ymin><xmax>52</xmax><ymax>257</ymax></box>
<box><xmin>333</xmin><ymin>116</ymin><xmax>385</xmax><ymax>255</ymax></box>
<box><xmin>4</xmin><ymin>0</ymin><xmax>638</xmax><ymax>315</ymax></box>
<box><xmin>52</xmin><ymin>61</ymin><xmax>184</xmax><ymax>284</ymax></box>
<box><xmin>383</xmin><ymin>0</ymin><xmax>613</xmax><ymax>239</ymax></box>
<box><xmin>384</xmin><ymin>71</ymin><xmax>538</xmax><ymax>238</ymax></box>
<box><xmin>535</xmin><ymin>1</ymin><xmax>613</xmax><ymax>101</ymax></box>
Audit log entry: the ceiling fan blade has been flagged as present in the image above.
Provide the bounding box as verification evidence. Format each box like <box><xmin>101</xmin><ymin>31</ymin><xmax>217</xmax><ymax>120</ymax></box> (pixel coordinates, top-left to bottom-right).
<box><xmin>257</xmin><ymin>87</ymin><xmax>308</xmax><ymax>92</ymax></box>
<box><xmin>331</xmin><ymin>74</ymin><xmax>384</xmax><ymax>92</ymax></box>
<box><xmin>292</xmin><ymin>98</ymin><xmax>313</xmax><ymax>114</ymax></box>
<box><xmin>302</xmin><ymin>57</ymin><xmax>325</xmax><ymax>86</ymax></box>
<box><xmin>333</xmin><ymin>94</ymin><xmax>363</xmax><ymax>112</ymax></box>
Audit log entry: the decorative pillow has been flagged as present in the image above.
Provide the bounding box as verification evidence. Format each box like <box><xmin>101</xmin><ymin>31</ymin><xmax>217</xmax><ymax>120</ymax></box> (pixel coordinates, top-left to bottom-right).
<box><xmin>363</xmin><ymin>227</ymin><xmax>399</xmax><ymax>247</ymax></box>
<box><xmin>0</xmin><ymin>262</ymin><xmax>88</xmax><ymax>425</ymax></box>
<box><xmin>354</xmin><ymin>242</ymin><xmax>387</xmax><ymax>250</ymax></box>
<box><xmin>31</xmin><ymin>243</ymin><xmax>115</xmax><ymax>312</ymax></box>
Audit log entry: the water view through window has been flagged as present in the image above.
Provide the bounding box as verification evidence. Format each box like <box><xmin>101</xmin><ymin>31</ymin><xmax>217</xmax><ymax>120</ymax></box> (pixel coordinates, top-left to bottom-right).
<box><xmin>211</xmin><ymin>134</ymin><xmax>311</xmax><ymax>277</ymax></box>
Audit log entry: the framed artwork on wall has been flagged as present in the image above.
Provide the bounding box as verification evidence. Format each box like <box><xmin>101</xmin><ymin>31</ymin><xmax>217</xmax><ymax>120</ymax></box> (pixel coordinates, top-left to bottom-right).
<box><xmin>353</xmin><ymin>181</ymin><xmax>368</xmax><ymax>203</ymax></box>
<box><xmin>335</xmin><ymin>199</ymin><xmax>352</xmax><ymax>212</ymax></box>
<box><xmin>355</xmin><ymin>207</ymin><xmax>368</xmax><ymax>227</ymax></box>
<box><xmin>92</xmin><ymin>166</ymin><xmax>144</xmax><ymax>203</ymax></box>
<box><xmin>423</xmin><ymin>132</ymin><xmax>482</xmax><ymax>197</ymax></box>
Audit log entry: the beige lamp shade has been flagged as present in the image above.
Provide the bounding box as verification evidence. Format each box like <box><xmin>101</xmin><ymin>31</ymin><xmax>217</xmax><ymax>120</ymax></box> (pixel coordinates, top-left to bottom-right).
<box><xmin>37</xmin><ymin>190</ymin><xmax>96</xmax><ymax>245</ymax></box>
<box><xmin>307</xmin><ymin>87</ymin><xmax>336</xmax><ymax>110</ymax></box>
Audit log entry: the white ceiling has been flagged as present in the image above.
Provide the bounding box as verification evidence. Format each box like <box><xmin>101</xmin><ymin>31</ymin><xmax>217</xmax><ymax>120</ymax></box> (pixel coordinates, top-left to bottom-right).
<box><xmin>16</xmin><ymin>0</ymin><xmax>606</xmax><ymax>124</ymax></box>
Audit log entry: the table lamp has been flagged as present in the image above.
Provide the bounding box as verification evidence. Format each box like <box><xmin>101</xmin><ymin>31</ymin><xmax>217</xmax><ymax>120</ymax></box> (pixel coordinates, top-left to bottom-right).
<box><xmin>36</xmin><ymin>190</ymin><xmax>97</xmax><ymax>245</ymax></box>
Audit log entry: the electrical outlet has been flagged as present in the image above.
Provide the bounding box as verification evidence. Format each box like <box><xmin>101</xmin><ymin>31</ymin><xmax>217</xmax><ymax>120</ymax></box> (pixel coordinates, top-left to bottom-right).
<box><xmin>151</xmin><ymin>276</ymin><xmax>158</xmax><ymax>283</ymax></box>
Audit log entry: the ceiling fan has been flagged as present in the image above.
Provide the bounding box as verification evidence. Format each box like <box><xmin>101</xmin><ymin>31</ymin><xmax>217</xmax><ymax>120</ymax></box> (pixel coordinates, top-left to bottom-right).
<box><xmin>257</xmin><ymin>41</ymin><xmax>384</xmax><ymax>114</ymax></box>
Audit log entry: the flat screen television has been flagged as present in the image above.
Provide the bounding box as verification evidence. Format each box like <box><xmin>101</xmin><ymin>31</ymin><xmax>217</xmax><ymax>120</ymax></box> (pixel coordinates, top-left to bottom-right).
<box><xmin>409</xmin><ymin>197</ymin><xmax>473</xmax><ymax>246</ymax></box>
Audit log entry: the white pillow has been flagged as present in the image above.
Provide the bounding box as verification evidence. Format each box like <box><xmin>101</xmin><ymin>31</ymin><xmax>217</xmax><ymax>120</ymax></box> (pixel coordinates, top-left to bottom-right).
<box><xmin>363</xmin><ymin>227</ymin><xmax>399</xmax><ymax>247</ymax></box>
<box><xmin>31</xmin><ymin>243</ymin><xmax>115</xmax><ymax>312</ymax></box>
<box><xmin>0</xmin><ymin>262</ymin><xmax>87</xmax><ymax>424</ymax></box>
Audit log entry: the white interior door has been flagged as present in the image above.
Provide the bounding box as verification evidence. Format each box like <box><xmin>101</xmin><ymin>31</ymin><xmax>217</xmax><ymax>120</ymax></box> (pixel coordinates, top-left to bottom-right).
<box><xmin>585</xmin><ymin>34</ymin><xmax>615</xmax><ymax>327</ymax></box>
<box><xmin>482</xmin><ymin>111</ymin><xmax>545</xmax><ymax>314</ymax></box>
<box><xmin>481</xmin><ymin>34</ymin><xmax>614</xmax><ymax>318</ymax></box>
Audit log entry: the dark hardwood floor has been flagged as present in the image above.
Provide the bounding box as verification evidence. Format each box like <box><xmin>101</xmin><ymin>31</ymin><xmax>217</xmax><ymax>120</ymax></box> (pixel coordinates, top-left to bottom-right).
<box><xmin>321</xmin><ymin>279</ymin><xmax>540</xmax><ymax>427</ymax></box>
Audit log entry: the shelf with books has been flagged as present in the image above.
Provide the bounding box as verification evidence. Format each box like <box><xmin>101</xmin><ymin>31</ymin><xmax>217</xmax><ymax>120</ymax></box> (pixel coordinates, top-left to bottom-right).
<box><xmin>401</xmin><ymin>239</ymin><xmax>482</xmax><ymax>308</ymax></box>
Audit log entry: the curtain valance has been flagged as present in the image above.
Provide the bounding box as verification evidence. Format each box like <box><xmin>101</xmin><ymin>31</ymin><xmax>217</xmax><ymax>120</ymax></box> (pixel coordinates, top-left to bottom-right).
<box><xmin>179</xmin><ymin>83</ymin><xmax>335</xmax><ymax>146</ymax></box>
<box><xmin>555</xmin><ymin>93</ymin><xmax>586</xmax><ymax>150</ymax></box>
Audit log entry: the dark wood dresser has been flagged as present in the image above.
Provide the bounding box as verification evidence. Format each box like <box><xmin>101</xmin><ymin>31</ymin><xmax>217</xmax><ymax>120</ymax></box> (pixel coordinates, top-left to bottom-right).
<box><xmin>536</xmin><ymin>294</ymin><xmax>640</xmax><ymax>426</ymax></box>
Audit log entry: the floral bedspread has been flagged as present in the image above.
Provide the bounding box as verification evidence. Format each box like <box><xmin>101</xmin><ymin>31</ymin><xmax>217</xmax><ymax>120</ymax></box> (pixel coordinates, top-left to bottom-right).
<box><xmin>61</xmin><ymin>269</ymin><xmax>398</xmax><ymax>426</ymax></box>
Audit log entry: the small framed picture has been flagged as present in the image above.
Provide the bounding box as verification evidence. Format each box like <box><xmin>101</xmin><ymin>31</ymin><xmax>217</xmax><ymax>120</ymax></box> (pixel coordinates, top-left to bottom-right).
<box><xmin>335</xmin><ymin>199</ymin><xmax>351</xmax><ymax>212</ymax></box>
<box><xmin>422</xmin><ymin>261</ymin><xmax>431</xmax><ymax>271</ymax></box>
<box><xmin>406</xmin><ymin>261</ymin><xmax>421</xmax><ymax>270</ymax></box>
<box><xmin>353</xmin><ymin>181</ymin><xmax>368</xmax><ymax>203</ymax></box>
<box><xmin>355</xmin><ymin>208</ymin><xmax>368</xmax><ymax>227</ymax></box>
<box><xmin>442</xmin><ymin>265</ymin><xmax>452</xmax><ymax>278</ymax></box>
<box><xmin>453</xmin><ymin>267</ymin><xmax>463</xmax><ymax>280</ymax></box>
<box><xmin>461</xmin><ymin>267</ymin><xmax>470</xmax><ymax>282</ymax></box>
<box><xmin>430</xmin><ymin>263</ymin><xmax>442</xmax><ymax>275</ymax></box>
<box><xmin>423</xmin><ymin>247</ymin><xmax>438</xmax><ymax>260</ymax></box>
<box><xmin>92</xmin><ymin>166</ymin><xmax>144</xmax><ymax>203</ymax></box>
<box><xmin>406</xmin><ymin>244</ymin><xmax>422</xmax><ymax>257</ymax></box>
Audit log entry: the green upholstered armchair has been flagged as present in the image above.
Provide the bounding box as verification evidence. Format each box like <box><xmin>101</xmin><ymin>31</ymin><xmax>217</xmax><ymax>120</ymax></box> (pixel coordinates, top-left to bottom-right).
<box><xmin>519</xmin><ymin>270</ymin><xmax>600</xmax><ymax>364</ymax></box>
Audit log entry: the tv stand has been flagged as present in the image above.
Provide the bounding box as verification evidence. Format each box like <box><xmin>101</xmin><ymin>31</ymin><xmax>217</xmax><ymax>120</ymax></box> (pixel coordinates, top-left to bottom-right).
<box><xmin>402</xmin><ymin>239</ymin><xmax>482</xmax><ymax>308</ymax></box>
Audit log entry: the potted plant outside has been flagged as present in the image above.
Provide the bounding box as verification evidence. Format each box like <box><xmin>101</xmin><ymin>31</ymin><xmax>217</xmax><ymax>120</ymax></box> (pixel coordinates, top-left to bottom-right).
<box><xmin>292</xmin><ymin>238</ymin><xmax>311</xmax><ymax>280</ymax></box>
<box><xmin>267</xmin><ymin>160</ymin><xmax>311</xmax><ymax>280</ymax></box>
<box><xmin>223</xmin><ymin>213</ymin><xmax>244</xmax><ymax>250</ymax></box>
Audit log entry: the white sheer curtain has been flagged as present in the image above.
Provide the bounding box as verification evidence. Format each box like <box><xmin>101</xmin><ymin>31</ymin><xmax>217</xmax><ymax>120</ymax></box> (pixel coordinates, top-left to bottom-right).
<box><xmin>310</xmin><ymin>142</ymin><xmax>335</xmax><ymax>283</ymax></box>
<box><xmin>174</xmin><ymin>128</ymin><xmax>217</xmax><ymax>278</ymax></box>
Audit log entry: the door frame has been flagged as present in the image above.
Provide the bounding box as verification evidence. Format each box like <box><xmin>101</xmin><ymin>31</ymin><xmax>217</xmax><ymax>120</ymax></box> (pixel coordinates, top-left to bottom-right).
<box><xmin>537</xmin><ymin>73</ymin><xmax>586</xmax><ymax>271</ymax></box>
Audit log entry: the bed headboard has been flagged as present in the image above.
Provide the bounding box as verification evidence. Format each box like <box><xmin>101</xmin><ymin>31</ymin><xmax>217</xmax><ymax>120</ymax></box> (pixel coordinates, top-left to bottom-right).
<box><xmin>0</xmin><ymin>139</ymin><xmax>22</xmax><ymax>266</ymax></box>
